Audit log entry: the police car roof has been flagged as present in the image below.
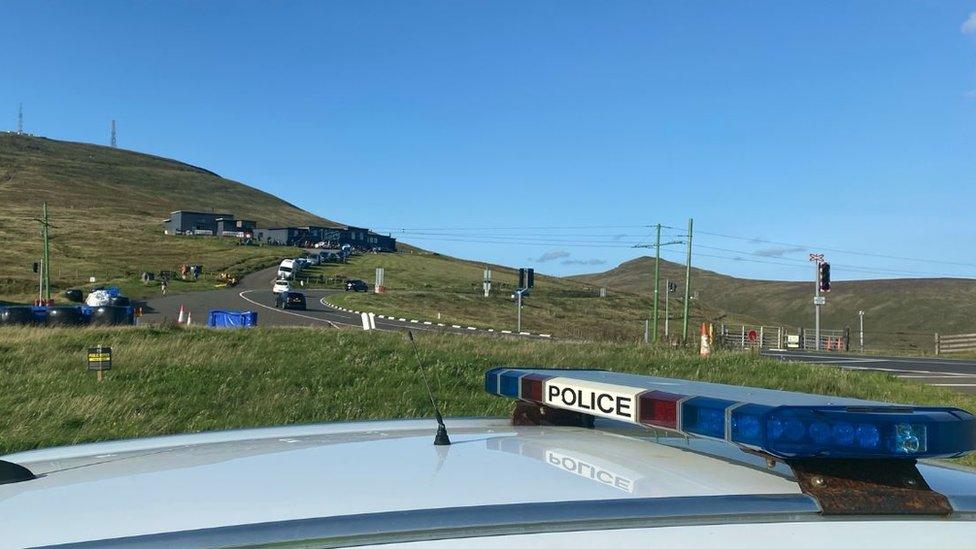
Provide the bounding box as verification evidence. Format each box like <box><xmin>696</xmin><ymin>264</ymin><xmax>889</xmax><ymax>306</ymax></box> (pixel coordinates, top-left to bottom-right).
<box><xmin>4</xmin><ymin>418</ymin><xmax>976</xmax><ymax>546</ymax></box>
<box><xmin>0</xmin><ymin>419</ymin><xmax>801</xmax><ymax>546</ymax></box>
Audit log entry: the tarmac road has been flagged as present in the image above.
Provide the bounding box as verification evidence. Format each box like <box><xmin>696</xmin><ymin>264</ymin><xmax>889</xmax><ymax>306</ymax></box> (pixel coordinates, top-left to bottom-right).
<box><xmin>141</xmin><ymin>265</ymin><xmax>547</xmax><ymax>338</ymax></box>
<box><xmin>762</xmin><ymin>349</ymin><xmax>976</xmax><ymax>395</ymax></box>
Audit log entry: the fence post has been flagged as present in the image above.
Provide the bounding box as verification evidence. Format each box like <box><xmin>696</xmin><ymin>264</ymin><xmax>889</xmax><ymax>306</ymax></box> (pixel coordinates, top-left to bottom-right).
<box><xmin>799</xmin><ymin>327</ymin><xmax>805</xmax><ymax>350</ymax></box>
<box><xmin>740</xmin><ymin>325</ymin><xmax>746</xmax><ymax>348</ymax></box>
<box><xmin>844</xmin><ymin>326</ymin><xmax>850</xmax><ymax>352</ymax></box>
<box><xmin>777</xmin><ymin>327</ymin><xmax>783</xmax><ymax>349</ymax></box>
<box><xmin>759</xmin><ymin>326</ymin><xmax>765</xmax><ymax>349</ymax></box>
<box><xmin>935</xmin><ymin>333</ymin><xmax>940</xmax><ymax>355</ymax></box>
<box><xmin>644</xmin><ymin>320</ymin><xmax>649</xmax><ymax>344</ymax></box>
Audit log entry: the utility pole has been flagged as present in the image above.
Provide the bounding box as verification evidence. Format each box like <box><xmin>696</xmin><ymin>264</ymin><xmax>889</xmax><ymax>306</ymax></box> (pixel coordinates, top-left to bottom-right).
<box><xmin>664</xmin><ymin>278</ymin><xmax>670</xmax><ymax>338</ymax></box>
<box><xmin>516</xmin><ymin>290</ymin><xmax>523</xmax><ymax>333</ymax></box>
<box><xmin>858</xmin><ymin>310</ymin><xmax>865</xmax><ymax>352</ymax></box>
<box><xmin>111</xmin><ymin>120</ymin><xmax>117</xmax><ymax>148</ymax></box>
<box><xmin>652</xmin><ymin>224</ymin><xmax>661</xmax><ymax>342</ymax></box>
<box><xmin>681</xmin><ymin>218</ymin><xmax>693</xmax><ymax>341</ymax></box>
<box><xmin>17</xmin><ymin>103</ymin><xmax>23</xmax><ymax>134</ymax></box>
<box><xmin>634</xmin><ymin>225</ymin><xmax>682</xmax><ymax>343</ymax></box>
<box><xmin>35</xmin><ymin>203</ymin><xmax>52</xmax><ymax>304</ymax></box>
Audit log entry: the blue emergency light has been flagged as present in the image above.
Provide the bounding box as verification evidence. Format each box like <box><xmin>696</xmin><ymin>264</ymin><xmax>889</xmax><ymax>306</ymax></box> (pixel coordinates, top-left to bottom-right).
<box><xmin>485</xmin><ymin>368</ymin><xmax>976</xmax><ymax>459</ymax></box>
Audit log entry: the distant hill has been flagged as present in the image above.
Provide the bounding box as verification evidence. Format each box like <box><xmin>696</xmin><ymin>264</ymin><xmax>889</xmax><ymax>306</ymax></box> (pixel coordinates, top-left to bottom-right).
<box><xmin>572</xmin><ymin>257</ymin><xmax>976</xmax><ymax>342</ymax></box>
<box><xmin>0</xmin><ymin>133</ymin><xmax>338</xmax><ymax>299</ymax></box>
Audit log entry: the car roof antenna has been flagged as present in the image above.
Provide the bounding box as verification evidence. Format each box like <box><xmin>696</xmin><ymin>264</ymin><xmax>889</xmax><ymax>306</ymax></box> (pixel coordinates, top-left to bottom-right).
<box><xmin>407</xmin><ymin>331</ymin><xmax>451</xmax><ymax>446</ymax></box>
<box><xmin>0</xmin><ymin>459</ymin><xmax>35</xmax><ymax>485</ymax></box>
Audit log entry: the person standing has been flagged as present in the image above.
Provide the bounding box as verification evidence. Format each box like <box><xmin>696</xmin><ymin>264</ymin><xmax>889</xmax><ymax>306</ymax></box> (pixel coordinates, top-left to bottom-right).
<box><xmin>160</xmin><ymin>279</ymin><xmax>168</xmax><ymax>296</ymax></box>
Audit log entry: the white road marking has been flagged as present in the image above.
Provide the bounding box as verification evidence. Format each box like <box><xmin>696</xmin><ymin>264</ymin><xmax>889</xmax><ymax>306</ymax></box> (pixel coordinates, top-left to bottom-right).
<box><xmin>929</xmin><ymin>384</ymin><xmax>976</xmax><ymax>387</ymax></box>
<box><xmin>238</xmin><ymin>291</ymin><xmax>340</xmax><ymax>329</ymax></box>
<box><xmin>897</xmin><ymin>374</ymin><xmax>976</xmax><ymax>379</ymax></box>
<box><xmin>766</xmin><ymin>352</ymin><xmax>976</xmax><ymax>368</ymax></box>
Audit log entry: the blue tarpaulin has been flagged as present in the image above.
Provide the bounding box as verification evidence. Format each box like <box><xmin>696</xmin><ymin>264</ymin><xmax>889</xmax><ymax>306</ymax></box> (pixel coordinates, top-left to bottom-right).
<box><xmin>207</xmin><ymin>310</ymin><xmax>258</xmax><ymax>328</ymax></box>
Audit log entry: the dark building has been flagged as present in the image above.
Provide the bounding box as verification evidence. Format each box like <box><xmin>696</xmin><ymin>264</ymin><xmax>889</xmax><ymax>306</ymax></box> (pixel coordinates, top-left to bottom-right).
<box><xmin>217</xmin><ymin>218</ymin><xmax>256</xmax><ymax>237</ymax></box>
<box><xmin>254</xmin><ymin>227</ymin><xmax>308</xmax><ymax>246</ymax></box>
<box><xmin>163</xmin><ymin>211</ymin><xmax>234</xmax><ymax>236</ymax></box>
<box><xmin>164</xmin><ymin>209</ymin><xmax>396</xmax><ymax>251</ymax></box>
<box><xmin>252</xmin><ymin>225</ymin><xmax>396</xmax><ymax>251</ymax></box>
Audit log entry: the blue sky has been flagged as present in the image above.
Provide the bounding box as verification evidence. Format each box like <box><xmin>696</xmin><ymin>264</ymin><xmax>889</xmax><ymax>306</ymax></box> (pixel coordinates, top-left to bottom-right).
<box><xmin>3</xmin><ymin>1</ymin><xmax>976</xmax><ymax>281</ymax></box>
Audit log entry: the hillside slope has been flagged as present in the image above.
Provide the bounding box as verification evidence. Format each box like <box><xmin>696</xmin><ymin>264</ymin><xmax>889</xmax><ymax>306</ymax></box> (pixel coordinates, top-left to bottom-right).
<box><xmin>0</xmin><ymin>134</ymin><xmax>336</xmax><ymax>299</ymax></box>
<box><xmin>573</xmin><ymin>257</ymin><xmax>976</xmax><ymax>340</ymax></box>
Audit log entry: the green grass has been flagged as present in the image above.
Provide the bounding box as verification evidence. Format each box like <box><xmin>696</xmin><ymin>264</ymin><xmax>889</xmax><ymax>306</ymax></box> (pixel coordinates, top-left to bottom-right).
<box><xmin>0</xmin><ymin>134</ymin><xmax>329</xmax><ymax>303</ymax></box>
<box><xmin>302</xmin><ymin>253</ymin><xmax>760</xmax><ymax>342</ymax></box>
<box><xmin>0</xmin><ymin>325</ymin><xmax>972</xmax><ymax>469</ymax></box>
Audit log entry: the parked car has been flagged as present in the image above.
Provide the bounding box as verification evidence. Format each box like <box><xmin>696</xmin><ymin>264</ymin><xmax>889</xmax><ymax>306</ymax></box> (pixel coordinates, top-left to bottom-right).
<box><xmin>272</xmin><ymin>279</ymin><xmax>291</xmax><ymax>294</ymax></box>
<box><xmin>345</xmin><ymin>279</ymin><xmax>368</xmax><ymax>292</ymax></box>
<box><xmin>280</xmin><ymin>291</ymin><xmax>307</xmax><ymax>310</ymax></box>
<box><xmin>303</xmin><ymin>254</ymin><xmax>321</xmax><ymax>266</ymax></box>
<box><xmin>295</xmin><ymin>258</ymin><xmax>311</xmax><ymax>269</ymax></box>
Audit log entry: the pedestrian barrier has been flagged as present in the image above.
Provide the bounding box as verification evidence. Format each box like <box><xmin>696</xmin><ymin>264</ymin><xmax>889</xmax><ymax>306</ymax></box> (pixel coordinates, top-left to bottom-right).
<box><xmin>936</xmin><ymin>332</ymin><xmax>976</xmax><ymax>355</ymax></box>
<box><xmin>207</xmin><ymin>310</ymin><xmax>258</xmax><ymax>328</ymax></box>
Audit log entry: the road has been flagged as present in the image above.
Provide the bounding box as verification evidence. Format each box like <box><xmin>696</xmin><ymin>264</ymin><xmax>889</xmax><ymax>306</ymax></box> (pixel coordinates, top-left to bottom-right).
<box><xmin>140</xmin><ymin>266</ymin><xmax>547</xmax><ymax>338</ymax></box>
<box><xmin>762</xmin><ymin>349</ymin><xmax>976</xmax><ymax>395</ymax></box>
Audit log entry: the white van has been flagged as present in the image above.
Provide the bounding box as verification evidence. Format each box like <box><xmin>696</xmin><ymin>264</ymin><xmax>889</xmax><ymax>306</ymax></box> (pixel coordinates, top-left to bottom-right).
<box><xmin>277</xmin><ymin>259</ymin><xmax>295</xmax><ymax>280</ymax></box>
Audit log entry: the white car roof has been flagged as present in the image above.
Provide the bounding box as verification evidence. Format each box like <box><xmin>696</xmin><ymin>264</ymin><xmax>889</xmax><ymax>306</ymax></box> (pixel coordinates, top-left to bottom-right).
<box><xmin>3</xmin><ymin>418</ymin><xmax>976</xmax><ymax>546</ymax></box>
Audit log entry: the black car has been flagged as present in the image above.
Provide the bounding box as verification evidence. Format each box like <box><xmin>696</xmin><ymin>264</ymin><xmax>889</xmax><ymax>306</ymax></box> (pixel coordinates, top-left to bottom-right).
<box><xmin>345</xmin><ymin>279</ymin><xmax>368</xmax><ymax>292</ymax></box>
<box><xmin>279</xmin><ymin>291</ymin><xmax>307</xmax><ymax>310</ymax></box>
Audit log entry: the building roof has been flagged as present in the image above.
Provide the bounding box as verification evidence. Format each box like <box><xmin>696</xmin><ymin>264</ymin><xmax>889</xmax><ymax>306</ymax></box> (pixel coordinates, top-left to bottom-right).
<box><xmin>169</xmin><ymin>210</ymin><xmax>234</xmax><ymax>217</ymax></box>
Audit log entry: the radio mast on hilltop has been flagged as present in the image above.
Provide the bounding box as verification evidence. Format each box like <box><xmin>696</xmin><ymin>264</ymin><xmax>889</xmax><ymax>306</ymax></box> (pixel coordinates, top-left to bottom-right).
<box><xmin>110</xmin><ymin>120</ymin><xmax>117</xmax><ymax>148</ymax></box>
<box><xmin>17</xmin><ymin>103</ymin><xmax>23</xmax><ymax>134</ymax></box>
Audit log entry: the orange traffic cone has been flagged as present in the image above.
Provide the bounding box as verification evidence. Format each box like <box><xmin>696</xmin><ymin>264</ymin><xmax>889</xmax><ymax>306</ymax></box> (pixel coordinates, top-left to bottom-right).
<box><xmin>177</xmin><ymin>305</ymin><xmax>185</xmax><ymax>324</ymax></box>
<box><xmin>700</xmin><ymin>322</ymin><xmax>711</xmax><ymax>357</ymax></box>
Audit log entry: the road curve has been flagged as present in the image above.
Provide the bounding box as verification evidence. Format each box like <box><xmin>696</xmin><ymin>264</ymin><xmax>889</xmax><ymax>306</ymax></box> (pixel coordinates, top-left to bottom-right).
<box><xmin>140</xmin><ymin>266</ymin><xmax>548</xmax><ymax>339</ymax></box>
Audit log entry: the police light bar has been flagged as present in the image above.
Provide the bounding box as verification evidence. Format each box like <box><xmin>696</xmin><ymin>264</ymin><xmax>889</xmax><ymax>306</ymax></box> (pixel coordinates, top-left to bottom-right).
<box><xmin>485</xmin><ymin>368</ymin><xmax>976</xmax><ymax>459</ymax></box>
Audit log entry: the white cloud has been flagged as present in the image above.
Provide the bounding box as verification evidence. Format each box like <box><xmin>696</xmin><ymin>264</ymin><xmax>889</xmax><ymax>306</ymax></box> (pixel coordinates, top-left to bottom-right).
<box><xmin>754</xmin><ymin>245</ymin><xmax>805</xmax><ymax>258</ymax></box>
<box><xmin>561</xmin><ymin>258</ymin><xmax>606</xmax><ymax>266</ymax></box>
<box><xmin>963</xmin><ymin>12</ymin><xmax>976</xmax><ymax>34</ymax></box>
<box><xmin>532</xmin><ymin>250</ymin><xmax>570</xmax><ymax>263</ymax></box>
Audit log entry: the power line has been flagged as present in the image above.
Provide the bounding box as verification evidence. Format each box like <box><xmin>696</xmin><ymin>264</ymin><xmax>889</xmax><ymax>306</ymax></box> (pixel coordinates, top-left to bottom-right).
<box><xmin>695</xmin><ymin>229</ymin><xmax>976</xmax><ymax>269</ymax></box>
<box><xmin>377</xmin><ymin>224</ymin><xmax>654</xmax><ymax>232</ymax></box>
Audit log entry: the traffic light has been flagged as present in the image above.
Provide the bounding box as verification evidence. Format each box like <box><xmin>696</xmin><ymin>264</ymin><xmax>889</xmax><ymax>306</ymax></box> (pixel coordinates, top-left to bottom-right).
<box><xmin>819</xmin><ymin>262</ymin><xmax>831</xmax><ymax>292</ymax></box>
<box><xmin>518</xmin><ymin>268</ymin><xmax>535</xmax><ymax>289</ymax></box>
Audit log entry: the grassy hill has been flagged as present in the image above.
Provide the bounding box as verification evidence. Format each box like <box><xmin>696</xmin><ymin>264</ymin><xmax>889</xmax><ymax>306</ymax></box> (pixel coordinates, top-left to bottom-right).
<box><xmin>0</xmin><ymin>133</ymin><xmax>336</xmax><ymax>301</ymax></box>
<box><xmin>573</xmin><ymin>257</ymin><xmax>976</xmax><ymax>350</ymax></box>
<box><xmin>307</xmin><ymin>252</ymin><xmax>760</xmax><ymax>342</ymax></box>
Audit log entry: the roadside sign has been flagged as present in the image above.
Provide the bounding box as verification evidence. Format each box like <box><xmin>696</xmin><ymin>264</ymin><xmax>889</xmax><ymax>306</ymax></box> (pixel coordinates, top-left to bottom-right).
<box><xmin>748</xmin><ymin>329</ymin><xmax>758</xmax><ymax>342</ymax></box>
<box><xmin>87</xmin><ymin>346</ymin><xmax>112</xmax><ymax>382</ymax></box>
<box><xmin>813</xmin><ymin>296</ymin><xmax>826</xmax><ymax>305</ymax></box>
<box><xmin>87</xmin><ymin>346</ymin><xmax>112</xmax><ymax>371</ymax></box>
<box><xmin>787</xmin><ymin>334</ymin><xmax>800</xmax><ymax>348</ymax></box>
